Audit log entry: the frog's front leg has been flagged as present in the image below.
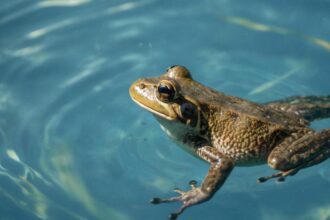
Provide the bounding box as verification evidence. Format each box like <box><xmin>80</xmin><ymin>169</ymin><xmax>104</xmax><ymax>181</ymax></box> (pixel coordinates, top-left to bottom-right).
<box><xmin>258</xmin><ymin>129</ymin><xmax>330</xmax><ymax>183</ymax></box>
<box><xmin>151</xmin><ymin>146</ymin><xmax>234</xmax><ymax>219</ymax></box>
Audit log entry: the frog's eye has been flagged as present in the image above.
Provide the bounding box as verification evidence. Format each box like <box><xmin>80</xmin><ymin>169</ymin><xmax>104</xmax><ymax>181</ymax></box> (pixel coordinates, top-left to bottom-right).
<box><xmin>166</xmin><ymin>65</ymin><xmax>192</xmax><ymax>79</ymax></box>
<box><xmin>167</xmin><ymin>65</ymin><xmax>178</xmax><ymax>72</ymax></box>
<box><xmin>157</xmin><ymin>81</ymin><xmax>175</xmax><ymax>102</ymax></box>
<box><xmin>180</xmin><ymin>102</ymin><xmax>196</xmax><ymax>119</ymax></box>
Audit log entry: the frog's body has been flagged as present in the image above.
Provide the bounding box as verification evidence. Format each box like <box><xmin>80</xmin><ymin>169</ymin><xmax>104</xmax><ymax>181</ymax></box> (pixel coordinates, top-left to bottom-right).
<box><xmin>129</xmin><ymin>66</ymin><xmax>330</xmax><ymax>219</ymax></box>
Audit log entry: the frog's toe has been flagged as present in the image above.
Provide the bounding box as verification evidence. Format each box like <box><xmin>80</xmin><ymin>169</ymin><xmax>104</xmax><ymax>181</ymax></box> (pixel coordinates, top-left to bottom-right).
<box><xmin>168</xmin><ymin>205</ymin><xmax>187</xmax><ymax>220</ymax></box>
<box><xmin>189</xmin><ymin>180</ymin><xmax>197</xmax><ymax>188</ymax></box>
<box><xmin>150</xmin><ymin>196</ymin><xmax>181</xmax><ymax>204</ymax></box>
<box><xmin>168</xmin><ymin>187</ymin><xmax>208</xmax><ymax>219</ymax></box>
<box><xmin>257</xmin><ymin>169</ymin><xmax>298</xmax><ymax>183</ymax></box>
<box><xmin>257</xmin><ymin>171</ymin><xmax>284</xmax><ymax>183</ymax></box>
<box><xmin>173</xmin><ymin>188</ymin><xmax>185</xmax><ymax>195</ymax></box>
<box><xmin>151</xmin><ymin>180</ymin><xmax>200</xmax><ymax>204</ymax></box>
<box><xmin>169</xmin><ymin>213</ymin><xmax>179</xmax><ymax>220</ymax></box>
<box><xmin>150</xmin><ymin>197</ymin><xmax>164</xmax><ymax>204</ymax></box>
<box><xmin>150</xmin><ymin>182</ymin><xmax>209</xmax><ymax>219</ymax></box>
<box><xmin>276</xmin><ymin>176</ymin><xmax>286</xmax><ymax>182</ymax></box>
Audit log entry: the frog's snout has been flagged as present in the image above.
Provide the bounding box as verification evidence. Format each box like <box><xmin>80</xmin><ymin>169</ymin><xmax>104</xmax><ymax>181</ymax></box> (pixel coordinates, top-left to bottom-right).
<box><xmin>129</xmin><ymin>79</ymin><xmax>149</xmax><ymax>102</ymax></box>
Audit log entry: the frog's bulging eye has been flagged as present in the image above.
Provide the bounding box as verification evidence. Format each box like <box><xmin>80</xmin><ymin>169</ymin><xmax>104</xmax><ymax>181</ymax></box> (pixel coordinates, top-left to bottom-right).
<box><xmin>180</xmin><ymin>102</ymin><xmax>196</xmax><ymax>119</ymax></box>
<box><xmin>167</xmin><ymin>65</ymin><xmax>178</xmax><ymax>72</ymax></box>
<box><xmin>157</xmin><ymin>82</ymin><xmax>175</xmax><ymax>102</ymax></box>
<box><xmin>166</xmin><ymin>65</ymin><xmax>192</xmax><ymax>79</ymax></box>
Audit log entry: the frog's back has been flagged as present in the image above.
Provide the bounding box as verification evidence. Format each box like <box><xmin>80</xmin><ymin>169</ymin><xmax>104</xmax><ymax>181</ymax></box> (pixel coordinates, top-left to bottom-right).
<box><xmin>178</xmin><ymin>78</ymin><xmax>309</xmax><ymax>129</ymax></box>
<box><xmin>215</xmin><ymin>93</ymin><xmax>309</xmax><ymax>128</ymax></box>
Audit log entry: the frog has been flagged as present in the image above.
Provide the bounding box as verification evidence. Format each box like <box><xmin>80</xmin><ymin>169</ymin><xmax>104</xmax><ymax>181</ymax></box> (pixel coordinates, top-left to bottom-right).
<box><xmin>129</xmin><ymin>65</ymin><xmax>330</xmax><ymax>219</ymax></box>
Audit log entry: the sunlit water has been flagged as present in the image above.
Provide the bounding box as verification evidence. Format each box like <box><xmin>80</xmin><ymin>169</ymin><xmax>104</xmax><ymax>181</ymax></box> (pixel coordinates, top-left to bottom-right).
<box><xmin>1</xmin><ymin>1</ymin><xmax>330</xmax><ymax>220</ymax></box>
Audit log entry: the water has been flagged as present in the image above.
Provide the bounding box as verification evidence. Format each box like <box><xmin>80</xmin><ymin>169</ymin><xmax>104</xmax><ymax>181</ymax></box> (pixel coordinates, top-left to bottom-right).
<box><xmin>1</xmin><ymin>1</ymin><xmax>330</xmax><ymax>220</ymax></box>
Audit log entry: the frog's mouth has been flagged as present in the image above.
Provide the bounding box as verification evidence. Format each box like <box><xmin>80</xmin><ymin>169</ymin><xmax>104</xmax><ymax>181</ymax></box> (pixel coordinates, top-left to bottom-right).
<box><xmin>129</xmin><ymin>79</ymin><xmax>177</xmax><ymax>121</ymax></box>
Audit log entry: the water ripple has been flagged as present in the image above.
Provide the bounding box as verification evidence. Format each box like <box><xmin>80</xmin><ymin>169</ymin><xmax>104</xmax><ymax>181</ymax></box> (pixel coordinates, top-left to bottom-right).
<box><xmin>37</xmin><ymin>0</ymin><xmax>91</xmax><ymax>8</ymax></box>
<box><xmin>0</xmin><ymin>1</ymin><xmax>329</xmax><ymax>220</ymax></box>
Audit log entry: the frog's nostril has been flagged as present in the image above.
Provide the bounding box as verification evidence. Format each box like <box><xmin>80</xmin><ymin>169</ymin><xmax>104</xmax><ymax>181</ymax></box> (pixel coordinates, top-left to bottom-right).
<box><xmin>138</xmin><ymin>83</ymin><xmax>145</xmax><ymax>89</ymax></box>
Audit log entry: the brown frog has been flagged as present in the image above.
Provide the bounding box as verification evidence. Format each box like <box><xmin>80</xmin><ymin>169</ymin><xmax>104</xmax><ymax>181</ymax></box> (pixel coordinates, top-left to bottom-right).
<box><xmin>129</xmin><ymin>65</ymin><xmax>330</xmax><ymax>219</ymax></box>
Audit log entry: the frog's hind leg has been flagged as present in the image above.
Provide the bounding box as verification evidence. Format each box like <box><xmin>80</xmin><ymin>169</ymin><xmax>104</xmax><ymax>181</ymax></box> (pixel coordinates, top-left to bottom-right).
<box><xmin>258</xmin><ymin>129</ymin><xmax>330</xmax><ymax>183</ymax></box>
<box><xmin>265</xmin><ymin>95</ymin><xmax>330</xmax><ymax>122</ymax></box>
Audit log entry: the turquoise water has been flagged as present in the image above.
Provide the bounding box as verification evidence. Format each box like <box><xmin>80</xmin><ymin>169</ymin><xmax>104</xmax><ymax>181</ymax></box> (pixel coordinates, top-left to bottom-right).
<box><xmin>1</xmin><ymin>1</ymin><xmax>330</xmax><ymax>220</ymax></box>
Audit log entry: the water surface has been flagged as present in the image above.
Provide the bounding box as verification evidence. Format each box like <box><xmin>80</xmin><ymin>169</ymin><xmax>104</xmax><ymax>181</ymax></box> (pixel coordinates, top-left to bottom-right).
<box><xmin>0</xmin><ymin>1</ymin><xmax>330</xmax><ymax>220</ymax></box>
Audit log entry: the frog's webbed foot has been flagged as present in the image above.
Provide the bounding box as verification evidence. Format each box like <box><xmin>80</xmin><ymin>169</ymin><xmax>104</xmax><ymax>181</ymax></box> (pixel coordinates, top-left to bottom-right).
<box><xmin>257</xmin><ymin>169</ymin><xmax>298</xmax><ymax>183</ymax></box>
<box><xmin>150</xmin><ymin>180</ymin><xmax>209</xmax><ymax>220</ymax></box>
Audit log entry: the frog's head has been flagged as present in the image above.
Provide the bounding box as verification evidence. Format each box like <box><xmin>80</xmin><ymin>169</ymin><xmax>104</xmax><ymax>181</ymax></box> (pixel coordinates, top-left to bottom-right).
<box><xmin>129</xmin><ymin>66</ymin><xmax>206</xmax><ymax>135</ymax></box>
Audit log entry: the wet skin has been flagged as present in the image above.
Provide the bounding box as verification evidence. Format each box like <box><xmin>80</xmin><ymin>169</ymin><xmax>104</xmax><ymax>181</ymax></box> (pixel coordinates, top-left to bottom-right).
<box><xmin>129</xmin><ymin>66</ymin><xmax>330</xmax><ymax>219</ymax></box>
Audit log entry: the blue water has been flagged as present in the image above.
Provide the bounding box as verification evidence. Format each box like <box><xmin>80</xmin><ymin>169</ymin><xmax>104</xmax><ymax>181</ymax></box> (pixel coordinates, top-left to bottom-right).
<box><xmin>1</xmin><ymin>1</ymin><xmax>330</xmax><ymax>220</ymax></box>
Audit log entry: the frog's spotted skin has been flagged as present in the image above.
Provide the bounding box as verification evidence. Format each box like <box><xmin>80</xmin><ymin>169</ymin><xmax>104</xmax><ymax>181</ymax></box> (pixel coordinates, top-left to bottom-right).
<box><xmin>129</xmin><ymin>66</ymin><xmax>330</xmax><ymax>219</ymax></box>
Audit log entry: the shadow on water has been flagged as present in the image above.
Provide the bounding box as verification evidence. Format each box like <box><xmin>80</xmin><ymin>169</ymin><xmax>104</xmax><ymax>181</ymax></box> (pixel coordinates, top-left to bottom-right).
<box><xmin>0</xmin><ymin>0</ymin><xmax>329</xmax><ymax>220</ymax></box>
